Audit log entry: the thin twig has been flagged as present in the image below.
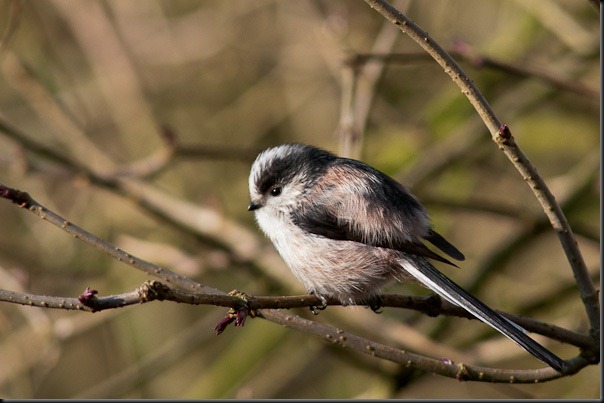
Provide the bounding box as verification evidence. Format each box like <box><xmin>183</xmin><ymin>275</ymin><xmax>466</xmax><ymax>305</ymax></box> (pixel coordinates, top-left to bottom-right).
<box><xmin>0</xmin><ymin>182</ymin><xmax>218</xmax><ymax>295</ymax></box>
<box><xmin>346</xmin><ymin>48</ymin><xmax>599</xmax><ymax>99</ymax></box>
<box><xmin>587</xmin><ymin>0</ymin><xmax>599</xmax><ymax>13</ymax></box>
<box><xmin>257</xmin><ymin>309</ymin><xmax>586</xmax><ymax>383</ymax></box>
<box><xmin>11</xmin><ymin>275</ymin><xmax>582</xmax><ymax>382</ymax></box>
<box><xmin>0</xmin><ymin>278</ymin><xmax>592</xmax><ymax>351</ymax></box>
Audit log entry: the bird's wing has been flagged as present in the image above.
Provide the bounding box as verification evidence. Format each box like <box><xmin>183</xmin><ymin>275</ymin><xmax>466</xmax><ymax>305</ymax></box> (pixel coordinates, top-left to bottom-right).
<box><xmin>291</xmin><ymin>158</ymin><xmax>567</xmax><ymax>371</ymax></box>
<box><xmin>291</xmin><ymin>160</ymin><xmax>463</xmax><ymax>266</ymax></box>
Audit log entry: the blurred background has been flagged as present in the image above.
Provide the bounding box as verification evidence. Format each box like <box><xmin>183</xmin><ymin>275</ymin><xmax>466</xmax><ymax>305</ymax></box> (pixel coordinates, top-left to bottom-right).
<box><xmin>0</xmin><ymin>0</ymin><xmax>599</xmax><ymax>398</ymax></box>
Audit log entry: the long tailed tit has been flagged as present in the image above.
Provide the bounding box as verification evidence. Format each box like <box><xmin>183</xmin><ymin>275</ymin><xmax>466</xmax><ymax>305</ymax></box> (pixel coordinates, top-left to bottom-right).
<box><xmin>248</xmin><ymin>143</ymin><xmax>567</xmax><ymax>372</ymax></box>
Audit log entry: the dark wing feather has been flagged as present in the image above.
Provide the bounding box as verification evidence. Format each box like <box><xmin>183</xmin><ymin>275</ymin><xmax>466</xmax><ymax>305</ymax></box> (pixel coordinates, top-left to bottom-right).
<box><xmin>425</xmin><ymin>229</ymin><xmax>465</xmax><ymax>261</ymax></box>
<box><xmin>291</xmin><ymin>159</ymin><xmax>463</xmax><ymax>266</ymax></box>
<box><xmin>292</xmin><ymin>204</ymin><xmax>458</xmax><ymax>266</ymax></box>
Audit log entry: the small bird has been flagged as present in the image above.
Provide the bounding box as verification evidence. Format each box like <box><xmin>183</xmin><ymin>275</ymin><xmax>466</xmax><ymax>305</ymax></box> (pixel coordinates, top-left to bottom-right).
<box><xmin>247</xmin><ymin>143</ymin><xmax>567</xmax><ymax>372</ymax></box>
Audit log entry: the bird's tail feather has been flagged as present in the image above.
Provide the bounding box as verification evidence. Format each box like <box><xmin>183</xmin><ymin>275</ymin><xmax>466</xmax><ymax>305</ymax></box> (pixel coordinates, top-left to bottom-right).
<box><xmin>401</xmin><ymin>258</ymin><xmax>568</xmax><ymax>372</ymax></box>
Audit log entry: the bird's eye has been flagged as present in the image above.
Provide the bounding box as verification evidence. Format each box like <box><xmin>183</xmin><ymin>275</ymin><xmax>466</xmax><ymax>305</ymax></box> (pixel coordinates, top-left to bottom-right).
<box><xmin>270</xmin><ymin>186</ymin><xmax>282</xmax><ymax>197</ymax></box>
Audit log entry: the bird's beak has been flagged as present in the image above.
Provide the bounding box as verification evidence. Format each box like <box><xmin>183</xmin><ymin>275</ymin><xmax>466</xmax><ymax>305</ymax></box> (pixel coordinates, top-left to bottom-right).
<box><xmin>248</xmin><ymin>200</ymin><xmax>261</xmax><ymax>211</ymax></box>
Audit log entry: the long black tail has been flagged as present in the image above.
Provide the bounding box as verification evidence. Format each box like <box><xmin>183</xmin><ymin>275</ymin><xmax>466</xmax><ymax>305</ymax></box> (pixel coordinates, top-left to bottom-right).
<box><xmin>401</xmin><ymin>257</ymin><xmax>568</xmax><ymax>372</ymax></box>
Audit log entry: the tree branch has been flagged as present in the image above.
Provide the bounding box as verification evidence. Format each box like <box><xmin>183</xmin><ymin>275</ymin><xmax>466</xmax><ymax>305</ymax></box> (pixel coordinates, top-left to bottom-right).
<box><xmin>362</xmin><ymin>0</ymin><xmax>599</xmax><ymax>347</ymax></box>
<box><xmin>257</xmin><ymin>309</ymin><xmax>587</xmax><ymax>383</ymax></box>
<box><xmin>2</xmin><ymin>278</ymin><xmax>589</xmax><ymax>382</ymax></box>
<box><xmin>0</xmin><ymin>167</ymin><xmax>598</xmax><ymax>381</ymax></box>
<box><xmin>0</xmin><ymin>182</ymin><xmax>220</xmax><ymax>296</ymax></box>
<box><xmin>345</xmin><ymin>46</ymin><xmax>599</xmax><ymax>99</ymax></box>
<box><xmin>0</xmin><ymin>279</ymin><xmax>593</xmax><ymax>352</ymax></box>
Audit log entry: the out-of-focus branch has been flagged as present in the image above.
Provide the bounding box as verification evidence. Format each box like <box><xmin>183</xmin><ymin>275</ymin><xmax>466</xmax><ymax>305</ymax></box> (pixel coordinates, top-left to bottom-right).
<box><xmin>0</xmin><ymin>0</ymin><xmax>22</xmax><ymax>59</ymax></box>
<box><xmin>74</xmin><ymin>313</ymin><xmax>220</xmax><ymax>399</ymax></box>
<box><xmin>174</xmin><ymin>143</ymin><xmax>261</xmax><ymax>162</ymax></box>
<box><xmin>0</xmin><ymin>113</ymin><xmax>294</xmax><ymax>295</ymax></box>
<box><xmin>514</xmin><ymin>0</ymin><xmax>596</xmax><ymax>55</ymax></box>
<box><xmin>1</xmin><ymin>51</ymin><xmax>118</xmax><ymax>173</ymax></box>
<box><xmin>426</xmin><ymin>150</ymin><xmax>600</xmax><ymax>296</ymax></box>
<box><xmin>450</xmin><ymin>40</ymin><xmax>599</xmax><ymax>99</ymax></box>
<box><xmin>107</xmin><ymin>125</ymin><xmax>178</xmax><ymax>179</ymax></box>
<box><xmin>335</xmin><ymin>0</ymin><xmax>408</xmax><ymax>158</ymax></box>
<box><xmin>587</xmin><ymin>0</ymin><xmax>599</xmax><ymax>13</ymax></box>
<box><xmin>346</xmin><ymin>45</ymin><xmax>599</xmax><ymax>99</ymax></box>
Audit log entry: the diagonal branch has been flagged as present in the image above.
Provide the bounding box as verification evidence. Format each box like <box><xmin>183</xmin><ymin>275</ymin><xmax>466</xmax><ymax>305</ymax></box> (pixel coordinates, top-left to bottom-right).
<box><xmin>0</xmin><ymin>182</ymin><xmax>219</xmax><ymax>296</ymax></box>
<box><xmin>257</xmin><ymin>309</ymin><xmax>586</xmax><ymax>383</ymax></box>
<box><xmin>362</xmin><ymin>0</ymin><xmax>599</xmax><ymax>343</ymax></box>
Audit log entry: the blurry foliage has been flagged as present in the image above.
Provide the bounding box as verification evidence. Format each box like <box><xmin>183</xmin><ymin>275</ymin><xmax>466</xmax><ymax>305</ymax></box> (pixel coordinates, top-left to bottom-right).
<box><xmin>0</xmin><ymin>0</ymin><xmax>599</xmax><ymax>399</ymax></box>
